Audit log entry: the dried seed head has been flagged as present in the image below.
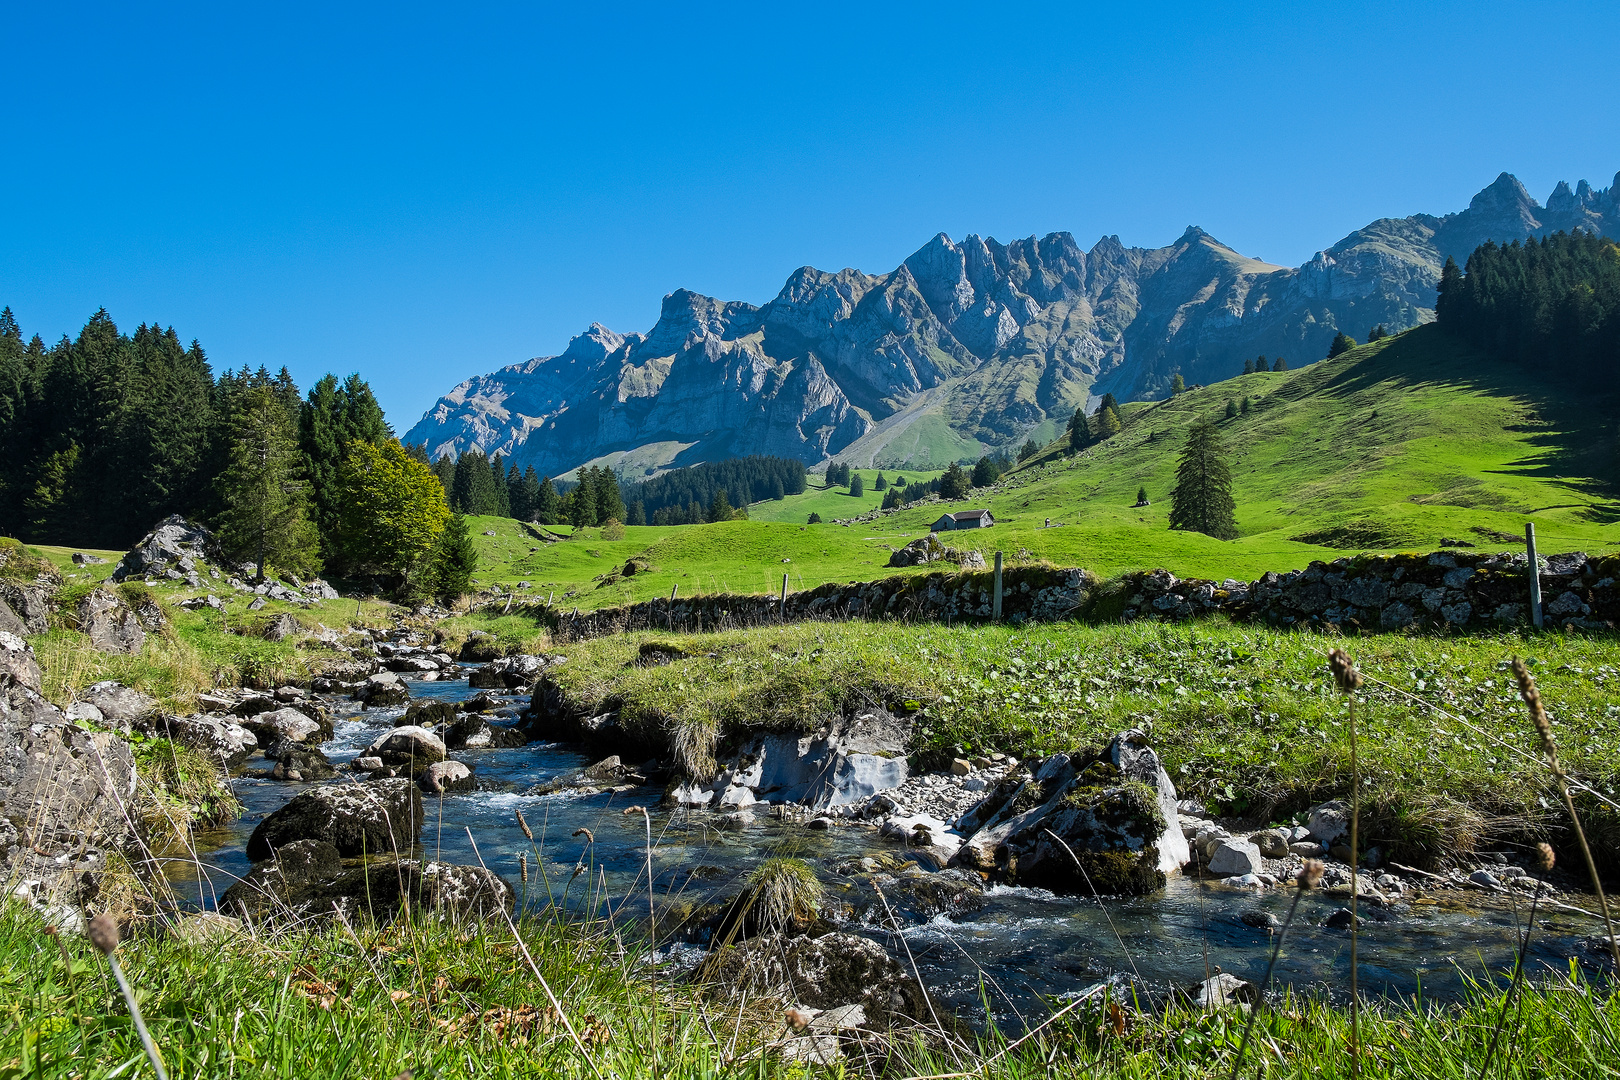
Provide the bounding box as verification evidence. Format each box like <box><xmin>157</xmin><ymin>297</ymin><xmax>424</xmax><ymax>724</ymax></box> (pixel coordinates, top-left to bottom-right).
<box><xmin>519</xmin><ymin>852</ymin><xmax>529</xmax><ymax>883</ymax></box>
<box><xmin>87</xmin><ymin>912</ymin><xmax>120</xmax><ymax>955</ymax></box>
<box><xmin>572</xmin><ymin>827</ymin><xmax>594</xmax><ymax>844</ymax></box>
<box><xmin>1327</xmin><ymin>649</ymin><xmax>1363</xmax><ymax>693</ymax></box>
<box><xmin>1298</xmin><ymin>859</ymin><xmax>1326</xmax><ymax>889</ymax></box>
<box><xmin>1511</xmin><ymin>658</ymin><xmax>1557</xmax><ymax>760</ymax></box>
<box><xmin>515</xmin><ymin>810</ymin><xmax>534</xmax><ymax>841</ymax></box>
<box><xmin>1535</xmin><ymin>842</ymin><xmax>1555</xmax><ymax>874</ymax></box>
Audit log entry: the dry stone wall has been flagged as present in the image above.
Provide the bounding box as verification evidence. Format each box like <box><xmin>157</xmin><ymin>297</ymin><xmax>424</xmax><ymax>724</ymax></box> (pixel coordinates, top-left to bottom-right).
<box><xmin>536</xmin><ymin>548</ymin><xmax>1613</xmax><ymax>642</ymax></box>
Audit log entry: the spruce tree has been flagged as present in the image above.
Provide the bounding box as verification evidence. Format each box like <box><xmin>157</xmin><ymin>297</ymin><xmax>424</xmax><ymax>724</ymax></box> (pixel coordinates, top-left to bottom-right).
<box><xmin>215</xmin><ymin>386</ymin><xmax>322</xmax><ymax>580</ymax></box>
<box><xmin>972</xmin><ymin>456</ymin><xmax>997</xmax><ymax>487</ymax></box>
<box><xmin>1136</xmin><ymin>485</ymin><xmax>1149</xmax><ymax>505</ymax></box>
<box><xmin>432</xmin><ymin>454</ymin><xmax>456</xmax><ymax>494</ymax></box>
<box><xmin>593</xmin><ymin>466</ymin><xmax>625</xmax><ymax>524</ymax></box>
<box><xmin>1272</xmin><ymin>357</ymin><xmax>1288</xmax><ymax>371</ymax></box>
<box><xmin>536</xmin><ymin>476</ymin><xmax>560</xmax><ymax>523</ymax></box>
<box><xmin>519</xmin><ymin>466</ymin><xmax>542</xmax><ymax>521</ymax></box>
<box><xmin>1240</xmin><ymin>396</ymin><xmax>1251</xmax><ymax>415</ymax></box>
<box><xmin>428</xmin><ymin>512</ymin><xmax>478</xmax><ymax>599</ymax></box>
<box><xmin>507</xmin><ymin>464</ymin><xmax>529</xmax><ymax>519</ymax></box>
<box><xmin>1168</xmin><ymin>420</ymin><xmax>1237</xmax><ymax>540</ymax></box>
<box><xmin>850</xmin><ymin>473</ymin><xmax>865</xmax><ymax>496</ymax></box>
<box><xmin>1171</xmin><ymin>373</ymin><xmax>1186</xmax><ymax>395</ymax></box>
<box><xmin>708</xmin><ymin>487</ymin><xmax>734</xmax><ymax>522</ymax></box>
<box><xmin>873</xmin><ymin>472</ymin><xmax>887</xmax><ymax>491</ymax></box>
<box><xmin>1328</xmin><ymin>332</ymin><xmax>1356</xmax><ymax>358</ymax></box>
<box><xmin>771</xmin><ymin>476</ymin><xmax>786</xmax><ymax>499</ymax></box>
<box><xmin>1243</xmin><ymin>358</ymin><xmax>1255</xmax><ymax>375</ymax></box>
<box><xmin>490</xmin><ymin>454</ymin><xmax>512</xmax><ymax>517</ymax></box>
<box><xmin>1436</xmin><ymin>256</ymin><xmax>1462</xmax><ymax>319</ymax></box>
<box><xmin>1018</xmin><ymin>439</ymin><xmax>1039</xmax><ymax>461</ymax></box>
<box><xmin>1225</xmin><ymin>398</ymin><xmax>1238</xmax><ymax>419</ymax></box>
<box><xmin>626</xmin><ymin>500</ymin><xmax>646</xmax><ymax>525</ymax></box>
<box><xmin>938</xmin><ymin>462</ymin><xmax>970</xmax><ymax>500</ymax></box>
<box><xmin>807</xmin><ymin>512</ymin><xmax>822</xmax><ymax>524</ymax></box>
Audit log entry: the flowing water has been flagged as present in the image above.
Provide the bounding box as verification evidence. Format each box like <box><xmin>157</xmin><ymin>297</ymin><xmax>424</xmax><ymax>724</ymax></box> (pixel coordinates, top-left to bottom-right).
<box><xmin>175</xmin><ymin>673</ymin><xmax>1613</xmax><ymax>1024</ymax></box>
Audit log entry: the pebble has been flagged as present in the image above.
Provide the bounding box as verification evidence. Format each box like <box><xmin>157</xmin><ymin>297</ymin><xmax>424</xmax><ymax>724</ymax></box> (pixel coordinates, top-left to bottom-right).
<box><xmin>1468</xmin><ymin>869</ymin><xmax>1504</xmax><ymax>890</ymax></box>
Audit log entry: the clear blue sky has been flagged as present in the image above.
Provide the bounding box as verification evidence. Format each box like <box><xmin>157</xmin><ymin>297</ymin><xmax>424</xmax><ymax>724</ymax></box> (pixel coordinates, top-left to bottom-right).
<box><xmin>4</xmin><ymin>1</ymin><xmax>1617</xmax><ymax>428</ymax></box>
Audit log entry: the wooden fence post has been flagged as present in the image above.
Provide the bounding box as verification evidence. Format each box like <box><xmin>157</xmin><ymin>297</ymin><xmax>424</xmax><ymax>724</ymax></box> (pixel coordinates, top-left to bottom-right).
<box><xmin>1526</xmin><ymin>523</ymin><xmax>1543</xmax><ymax>628</ymax></box>
<box><xmin>780</xmin><ymin>573</ymin><xmax>789</xmax><ymax>620</ymax></box>
<box><xmin>993</xmin><ymin>551</ymin><xmax>1004</xmax><ymax>621</ymax></box>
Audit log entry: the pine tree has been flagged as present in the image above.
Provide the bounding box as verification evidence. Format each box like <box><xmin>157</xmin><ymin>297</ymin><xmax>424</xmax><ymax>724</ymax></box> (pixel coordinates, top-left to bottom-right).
<box><xmin>1168</xmin><ymin>420</ymin><xmax>1237</xmax><ymax>540</ymax></box>
<box><xmin>873</xmin><ymin>472</ymin><xmax>887</xmax><ymax>491</ymax></box>
<box><xmin>1069</xmin><ymin>411</ymin><xmax>1093</xmax><ymax>450</ymax></box>
<box><xmin>506</xmin><ymin>464</ymin><xmax>529</xmax><ymax>519</ymax></box>
<box><xmin>1171</xmin><ymin>373</ymin><xmax>1186</xmax><ymax>395</ymax></box>
<box><xmin>427</xmin><ymin>512</ymin><xmax>478</xmax><ymax>599</ymax></box>
<box><xmin>1240</xmin><ymin>396</ymin><xmax>1251</xmax><ymax>415</ymax></box>
<box><xmin>1328</xmin><ymin>332</ymin><xmax>1356</xmax><ymax>358</ymax></box>
<box><xmin>1136</xmin><ymin>485</ymin><xmax>1149</xmax><ymax>505</ymax></box>
<box><xmin>708</xmin><ymin>488</ymin><xmax>734</xmax><ymax>522</ymax></box>
<box><xmin>938</xmin><ymin>462</ymin><xmax>970</xmax><ymax>500</ymax></box>
<box><xmin>1272</xmin><ymin>357</ymin><xmax>1288</xmax><ymax>372</ymax></box>
<box><xmin>972</xmin><ymin>456</ymin><xmax>997</xmax><ymax>487</ymax></box>
<box><xmin>1436</xmin><ymin>256</ymin><xmax>1463</xmax><ymax>319</ymax></box>
<box><xmin>626</xmin><ymin>500</ymin><xmax>646</xmax><ymax>525</ymax></box>
<box><xmin>490</xmin><ymin>455</ymin><xmax>512</xmax><ymax>517</ymax></box>
<box><xmin>850</xmin><ymin>473</ymin><xmax>865</xmax><ymax>497</ymax></box>
<box><xmin>771</xmin><ymin>477</ymin><xmax>786</xmax><ymax>499</ymax></box>
<box><xmin>1243</xmin><ymin>358</ymin><xmax>1255</xmax><ymax>375</ymax></box>
<box><xmin>593</xmin><ymin>466</ymin><xmax>625</xmax><ymax>524</ymax></box>
<box><xmin>1018</xmin><ymin>439</ymin><xmax>1039</xmax><ymax>461</ymax></box>
<box><xmin>432</xmin><ymin>454</ymin><xmax>455</xmax><ymax>495</ymax></box>
<box><xmin>214</xmin><ymin>386</ymin><xmax>322</xmax><ymax>581</ymax></box>
<box><xmin>1367</xmin><ymin>324</ymin><xmax>1388</xmax><ymax>342</ymax></box>
<box><xmin>536</xmin><ymin>476</ymin><xmax>560</xmax><ymax>523</ymax></box>
<box><xmin>807</xmin><ymin>512</ymin><xmax>822</xmax><ymax>524</ymax></box>
<box><xmin>1225</xmin><ymin>398</ymin><xmax>1238</xmax><ymax>419</ymax></box>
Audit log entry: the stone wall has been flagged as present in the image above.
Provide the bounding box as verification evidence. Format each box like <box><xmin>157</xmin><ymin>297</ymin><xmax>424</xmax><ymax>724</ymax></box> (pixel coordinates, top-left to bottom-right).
<box><xmin>533</xmin><ymin>548</ymin><xmax>1614</xmax><ymax>642</ymax></box>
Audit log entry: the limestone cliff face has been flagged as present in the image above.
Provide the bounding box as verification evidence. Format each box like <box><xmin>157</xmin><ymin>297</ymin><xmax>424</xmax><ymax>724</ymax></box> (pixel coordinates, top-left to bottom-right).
<box><xmin>405</xmin><ymin>170</ymin><xmax>1620</xmax><ymax>476</ymax></box>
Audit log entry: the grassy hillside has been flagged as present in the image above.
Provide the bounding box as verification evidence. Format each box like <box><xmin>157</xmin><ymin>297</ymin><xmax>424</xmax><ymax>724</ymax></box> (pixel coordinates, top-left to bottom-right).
<box><xmin>742</xmin><ymin>466</ymin><xmax>945</xmax><ymax>523</ymax></box>
<box><xmin>468</xmin><ymin>324</ymin><xmax>1620</xmax><ymax>608</ymax></box>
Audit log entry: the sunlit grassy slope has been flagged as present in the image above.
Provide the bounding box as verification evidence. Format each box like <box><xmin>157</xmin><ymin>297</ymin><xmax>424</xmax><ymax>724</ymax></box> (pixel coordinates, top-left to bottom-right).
<box><xmin>471</xmin><ymin>325</ymin><xmax>1620</xmax><ymax>609</ymax></box>
<box><xmin>743</xmin><ymin>467</ymin><xmax>946</xmax><ymax>523</ymax></box>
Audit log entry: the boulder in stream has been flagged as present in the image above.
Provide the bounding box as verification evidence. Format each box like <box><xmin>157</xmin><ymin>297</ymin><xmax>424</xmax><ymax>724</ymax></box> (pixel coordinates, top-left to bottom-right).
<box><xmin>699</xmin><ymin>931</ymin><xmax>932</xmax><ymax>1029</ymax></box>
<box><xmin>950</xmin><ymin>729</ymin><xmax>1189</xmax><ymax>896</ymax></box>
<box><xmin>245</xmin><ymin>777</ymin><xmax>422</xmax><ymax>861</ymax></box>
<box><xmin>671</xmin><ymin>708</ymin><xmax>911</xmax><ymax>809</ymax></box>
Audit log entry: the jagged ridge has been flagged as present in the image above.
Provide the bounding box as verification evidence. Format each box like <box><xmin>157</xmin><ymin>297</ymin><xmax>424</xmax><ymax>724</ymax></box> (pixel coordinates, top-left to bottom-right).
<box><xmin>404</xmin><ymin>170</ymin><xmax>1620</xmax><ymax>476</ymax></box>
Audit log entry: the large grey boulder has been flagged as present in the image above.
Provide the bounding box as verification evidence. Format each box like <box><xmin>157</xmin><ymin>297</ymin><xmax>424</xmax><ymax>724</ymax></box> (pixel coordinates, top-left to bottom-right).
<box><xmin>246</xmin><ymin>777</ymin><xmax>422</xmax><ymax>861</ymax></box>
<box><xmin>224</xmin><ymin>843</ymin><xmax>510</xmax><ymax>926</ymax></box>
<box><xmin>420</xmin><ymin>760</ymin><xmax>474</xmax><ymax>794</ymax></box>
<box><xmin>441</xmin><ymin>713</ymin><xmax>529</xmax><ymax>750</ymax></box>
<box><xmin>138</xmin><ymin>713</ymin><xmax>259</xmax><ymax>771</ymax></box>
<box><xmin>1</xmin><ymin>631</ymin><xmax>42</xmax><ymax>695</ymax></box>
<box><xmin>468</xmin><ymin>654</ymin><xmax>549</xmax><ymax>689</ymax></box>
<box><xmin>700</xmin><ymin>931</ymin><xmax>930</xmax><ymax>1029</ymax></box>
<box><xmin>80</xmin><ymin>681</ymin><xmax>159</xmax><ymax>724</ymax></box>
<box><xmin>951</xmin><ymin>729</ymin><xmax>1189</xmax><ymax>896</ymax></box>
<box><xmin>0</xmin><ymin>700</ymin><xmax>139</xmax><ymax>907</ymax></box>
<box><xmin>245</xmin><ymin>707</ymin><xmax>323</xmax><ymax>746</ymax></box>
<box><xmin>1207</xmin><ymin>839</ymin><xmax>1264</xmax><ymax>877</ymax></box>
<box><xmin>1307</xmin><ymin>800</ymin><xmax>1351</xmax><ymax>846</ymax></box>
<box><xmin>75</xmin><ymin>589</ymin><xmax>145</xmax><ymax>654</ymax></box>
<box><xmin>112</xmin><ymin>515</ymin><xmax>216</xmax><ymax>582</ymax></box>
<box><xmin>367</xmin><ymin>725</ymin><xmax>447</xmax><ymax>767</ymax></box>
<box><xmin>671</xmin><ymin>708</ymin><xmax>910</xmax><ymax>809</ymax></box>
<box><xmin>355</xmin><ymin>671</ymin><xmax>409</xmax><ymax>707</ymax></box>
<box><xmin>0</xmin><ymin>597</ymin><xmax>28</xmax><ymax>636</ymax></box>
<box><xmin>0</xmin><ymin>582</ymin><xmax>53</xmax><ymax>635</ymax></box>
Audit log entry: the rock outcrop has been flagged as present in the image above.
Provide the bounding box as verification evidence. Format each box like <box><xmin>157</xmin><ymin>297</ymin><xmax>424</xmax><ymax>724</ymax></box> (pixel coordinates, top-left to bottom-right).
<box><xmin>951</xmin><ymin>730</ymin><xmax>1188</xmax><ymax>895</ymax></box>
<box><xmin>75</xmin><ymin>589</ymin><xmax>145</xmax><ymax>654</ymax></box>
<box><xmin>669</xmin><ymin>708</ymin><xmax>911</xmax><ymax>810</ymax></box>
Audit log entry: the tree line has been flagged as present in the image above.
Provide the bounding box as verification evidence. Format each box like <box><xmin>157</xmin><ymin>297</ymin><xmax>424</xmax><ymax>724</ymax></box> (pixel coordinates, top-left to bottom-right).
<box><xmin>1436</xmin><ymin>230</ymin><xmax>1620</xmax><ymax>387</ymax></box>
<box><xmin>0</xmin><ymin>308</ymin><xmax>474</xmax><ymax>598</ymax></box>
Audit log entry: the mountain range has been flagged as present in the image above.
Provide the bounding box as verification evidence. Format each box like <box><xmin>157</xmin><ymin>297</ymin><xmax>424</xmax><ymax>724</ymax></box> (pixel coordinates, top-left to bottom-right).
<box><xmin>403</xmin><ymin>169</ymin><xmax>1620</xmax><ymax>478</ymax></box>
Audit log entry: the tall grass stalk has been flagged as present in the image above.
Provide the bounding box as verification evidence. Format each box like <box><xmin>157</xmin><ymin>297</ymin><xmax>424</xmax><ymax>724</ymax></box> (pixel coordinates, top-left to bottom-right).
<box><xmin>1329</xmin><ymin>647</ymin><xmax>1365</xmax><ymax>1075</ymax></box>
<box><xmin>1477</xmin><ymin>842</ymin><xmax>1556</xmax><ymax>1079</ymax></box>
<box><xmin>87</xmin><ymin>913</ymin><xmax>169</xmax><ymax>1080</ymax></box>
<box><xmin>1512</xmin><ymin>656</ymin><xmax>1620</xmax><ymax>971</ymax></box>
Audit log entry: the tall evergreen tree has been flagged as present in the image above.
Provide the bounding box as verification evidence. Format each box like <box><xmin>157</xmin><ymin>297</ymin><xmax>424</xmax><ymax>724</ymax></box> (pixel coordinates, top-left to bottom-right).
<box><xmin>1168</xmin><ymin>420</ymin><xmax>1237</xmax><ymax>540</ymax></box>
<box><xmin>1094</xmin><ymin>405</ymin><xmax>1122</xmax><ymax>439</ymax></box>
<box><xmin>872</xmin><ymin>473</ymin><xmax>886</xmax><ymax>491</ymax></box>
<box><xmin>1224</xmin><ymin>398</ymin><xmax>1238</xmax><ymax>419</ymax></box>
<box><xmin>938</xmin><ymin>462</ymin><xmax>970</xmax><ymax>500</ymax></box>
<box><xmin>432</xmin><ymin>453</ymin><xmax>456</xmax><ymax>495</ymax></box>
<box><xmin>427</xmin><ymin>512</ymin><xmax>478</xmax><ymax>599</ymax></box>
<box><xmin>1170</xmin><ymin>373</ymin><xmax>1186</xmax><ymax>395</ymax></box>
<box><xmin>708</xmin><ymin>487</ymin><xmax>734</xmax><ymax>522</ymax></box>
<box><xmin>536</xmin><ymin>476</ymin><xmax>560</xmax><ymax>523</ymax></box>
<box><xmin>1272</xmin><ymin>357</ymin><xmax>1289</xmax><ymax>372</ymax></box>
<box><xmin>1328</xmin><ymin>332</ymin><xmax>1357</xmax><ymax>358</ymax></box>
<box><xmin>214</xmin><ymin>386</ymin><xmax>322</xmax><ymax>580</ymax></box>
<box><xmin>849</xmin><ymin>473</ymin><xmax>865</xmax><ymax>497</ymax></box>
<box><xmin>626</xmin><ymin>499</ymin><xmax>646</xmax><ymax>525</ymax></box>
<box><xmin>1243</xmin><ymin>358</ymin><xmax>1255</xmax><ymax>375</ymax></box>
<box><xmin>489</xmin><ymin>454</ymin><xmax>513</xmax><ymax>517</ymax></box>
<box><xmin>1018</xmin><ymin>439</ymin><xmax>1039</xmax><ymax>461</ymax></box>
<box><xmin>592</xmin><ymin>466</ymin><xmax>625</xmax><ymax>524</ymax></box>
<box><xmin>300</xmin><ymin>373</ymin><xmax>390</xmax><ymax>556</ymax></box>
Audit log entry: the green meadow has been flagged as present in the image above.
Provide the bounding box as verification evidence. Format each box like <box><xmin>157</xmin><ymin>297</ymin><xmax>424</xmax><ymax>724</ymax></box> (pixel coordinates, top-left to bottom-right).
<box><xmin>471</xmin><ymin>325</ymin><xmax>1620</xmax><ymax>610</ymax></box>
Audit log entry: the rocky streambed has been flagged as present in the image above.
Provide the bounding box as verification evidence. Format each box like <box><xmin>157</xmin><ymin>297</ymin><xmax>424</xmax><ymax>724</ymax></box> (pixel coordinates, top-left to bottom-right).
<box><xmin>95</xmin><ymin>637</ymin><xmax>1604</xmax><ymax>1033</ymax></box>
<box><xmin>9</xmin><ymin>616</ymin><xmax>1612</xmax><ymax>1041</ymax></box>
